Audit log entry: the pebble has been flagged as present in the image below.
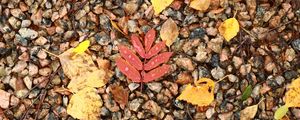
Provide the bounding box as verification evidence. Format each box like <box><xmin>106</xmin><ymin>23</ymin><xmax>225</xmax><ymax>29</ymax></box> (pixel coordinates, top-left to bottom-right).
<box><xmin>228</xmin><ymin>74</ymin><xmax>238</xmax><ymax>82</ymax></box>
<box><xmin>38</xmin><ymin>67</ymin><xmax>52</xmax><ymax>76</ymax></box>
<box><xmin>0</xmin><ymin>90</ymin><xmax>11</xmax><ymax>108</ymax></box>
<box><xmin>284</xmin><ymin>70</ymin><xmax>297</xmax><ymax>80</ymax></box>
<box><xmin>11</xmin><ymin>8</ymin><xmax>26</xmax><ymax>19</ymax></box>
<box><xmin>206</xmin><ymin>27</ymin><xmax>218</xmax><ymax>36</ymax></box>
<box><xmin>233</xmin><ymin>56</ymin><xmax>243</xmax><ymax>69</ymax></box>
<box><xmin>147</xmin><ymin>82</ymin><xmax>162</xmax><ymax>93</ymax></box>
<box><xmin>211</xmin><ymin>67</ymin><xmax>226</xmax><ymax>80</ymax></box>
<box><xmin>23</xmin><ymin>76</ymin><xmax>32</xmax><ymax>89</ymax></box>
<box><xmin>75</xmin><ymin>10</ymin><xmax>87</xmax><ymax>20</ymax></box>
<box><xmin>206</xmin><ymin>107</ymin><xmax>215</xmax><ymax>119</ymax></box>
<box><xmin>21</xmin><ymin>20</ymin><xmax>32</xmax><ymax>28</ymax></box>
<box><xmin>292</xmin><ymin>108</ymin><xmax>300</xmax><ymax>118</ymax></box>
<box><xmin>218</xmin><ymin>112</ymin><xmax>233</xmax><ymax>120</ymax></box>
<box><xmin>101</xmin><ymin>107</ymin><xmax>110</xmax><ymax>117</ymax></box>
<box><xmin>8</xmin><ymin>17</ymin><xmax>21</xmax><ymax>29</ymax></box>
<box><xmin>18</xmin><ymin>28</ymin><xmax>38</xmax><ymax>40</ymax></box>
<box><xmin>28</xmin><ymin>63</ymin><xmax>38</xmax><ymax>76</ymax></box>
<box><xmin>0</xmin><ymin>47</ymin><xmax>12</xmax><ymax>58</ymax></box>
<box><xmin>292</xmin><ymin>39</ymin><xmax>300</xmax><ymax>51</ymax></box>
<box><xmin>142</xmin><ymin>100</ymin><xmax>161</xmax><ymax>116</ymax></box>
<box><xmin>37</xmin><ymin>49</ymin><xmax>47</xmax><ymax>59</ymax></box>
<box><xmin>30</xmin><ymin>9</ymin><xmax>42</xmax><ymax>25</ymax></box>
<box><xmin>10</xmin><ymin>95</ymin><xmax>20</xmax><ymax>107</ymax></box>
<box><xmin>12</xmin><ymin>61</ymin><xmax>27</xmax><ymax>73</ymax></box>
<box><xmin>176</xmin><ymin>72</ymin><xmax>193</xmax><ymax>85</ymax></box>
<box><xmin>175</xmin><ymin>58</ymin><xmax>195</xmax><ymax>71</ymax></box>
<box><xmin>128</xmin><ymin>83</ymin><xmax>140</xmax><ymax>91</ymax></box>
<box><xmin>207</xmin><ymin>37</ymin><xmax>223</xmax><ymax>53</ymax></box>
<box><xmin>35</xmin><ymin>36</ymin><xmax>47</xmax><ymax>45</ymax></box>
<box><xmin>128</xmin><ymin>20</ymin><xmax>138</xmax><ymax>33</ymax></box>
<box><xmin>195</xmin><ymin>44</ymin><xmax>208</xmax><ymax>62</ymax></box>
<box><xmin>129</xmin><ymin>98</ymin><xmax>144</xmax><ymax>112</ymax></box>
<box><xmin>103</xmin><ymin>94</ymin><xmax>120</xmax><ymax>112</ymax></box>
<box><xmin>275</xmin><ymin>76</ymin><xmax>285</xmax><ymax>86</ymax></box>
<box><xmin>189</xmin><ymin>28</ymin><xmax>205</xmax><ymax>39</ymax></box>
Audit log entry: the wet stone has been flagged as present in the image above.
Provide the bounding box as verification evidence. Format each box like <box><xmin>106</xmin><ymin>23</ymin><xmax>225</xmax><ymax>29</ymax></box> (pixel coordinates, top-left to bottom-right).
<box><xmin>129</xmin><ymin>98</ymin><xmax>143</xmax><ymax>112</ymax></box>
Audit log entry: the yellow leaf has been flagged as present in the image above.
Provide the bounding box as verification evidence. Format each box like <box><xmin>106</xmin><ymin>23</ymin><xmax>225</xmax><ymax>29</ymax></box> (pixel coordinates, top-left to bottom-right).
<box><xmin>58</xmin><ymin>48</ymin><xmax>113</xmax><ymax>93</ymax></box>
<box><xmin>160</xmin><ymin>18</ymin><xmax>179</xmax><ymax>47</ymax></box>
<box><xmin>177</xmin><ymin>78</ymin><xmax>215</xmax><ymax>106</ymax></box>
<box><xmin>151</xmin><ymin>0</ymin><xmax>174</xmax><ymax>15</ymax></box>
<box><xmin>67</xmin><ymin>87</ymin><xmax>102</xmax><ymax>120</ymax></box>
<box><xmin>284</xmin><ymin>77</ymin><xmax>300</xmax><ymax>107</ymax></box>
<box><xmin>73</xmin><ymin>40</ymin><xmax>90</xmax><ymax>55</ymax></box>
<box><xmin>190</xmin><ymin>0</ymin><xmax>210</xmax><ymax>12</ymax></box>
<box><xmin>110</xmin><ymin>19</ymin><xmax>126</xmax><ymax>35</ymax></box>
<box><xmin>218</xmin><ymin>18</ymin><xmax>240</xmax><ymax>41</ymax></box>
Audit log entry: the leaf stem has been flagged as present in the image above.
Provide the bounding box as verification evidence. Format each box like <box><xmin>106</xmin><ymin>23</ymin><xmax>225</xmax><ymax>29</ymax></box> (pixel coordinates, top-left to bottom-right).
<box><xmin>42</xmin><ymin>49</ymin><xmax>59</xmax><ymax>58</ymax></box>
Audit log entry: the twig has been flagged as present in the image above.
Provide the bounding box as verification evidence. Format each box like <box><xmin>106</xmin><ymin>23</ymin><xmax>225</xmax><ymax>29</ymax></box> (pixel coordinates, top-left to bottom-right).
<box><xmin>42</xmin><ymin>49</ymin><xmax>59</xmax><ymax>58</ymax></box>
<box><xmin>186</xmin><ymin>105</ymin><xmax>193</xmax><ymax>120</ymax></box>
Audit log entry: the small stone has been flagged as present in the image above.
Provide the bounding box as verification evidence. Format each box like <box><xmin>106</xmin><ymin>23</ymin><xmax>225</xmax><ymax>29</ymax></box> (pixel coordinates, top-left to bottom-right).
<box><xmin>207</xmin><ymin>37</ymin><xmax>223</xmax><ymax>53</ymax></box>
<box><xmin>0</xmin><ymin>90</ymin><xmax>11</xmax><ymax>109</ymax></box>
<box><xmin>206</xmin><ymin>107</ymin><xmax>215</xmax><ymax>119</ymax></box>
<box><xmin>211</xmin><ymin>67</ymin><xmax>225</xmax><ymax>80</ymax></box>
<box><xmin>239</xmin><ymin>64</ymin><xmax>251</xmax><ymax>76</ymax></box>
<box><xmin>100</xmin><ymin>107</ymin><xmax>110</xmax><ymax>117</ymax></box>
<box><xmin>124</xmin><ymin>2</ymin><xmax>138</xmax><ymax>15</ymax></box>
<box><xmin>18</xmin><ymin>28</ymin><xmax>38</xmax><ymax>40</ymax></box>
<box><xmin>59</xmin><ymin>6</ymin><xmax>68</xmax><ymax>18</ymax></box>
<box><xmin>175</xmin><ymin>58</ymin><xmax>195</xmax><ymax>71</ymax></box>
<box><xmin>233</xmin><ymin>56</ymin><xmax>243</xmax><ymax>69</ymax></box>
<box><xmin>23</xmin><ymin>76</ymin><xmax>32</xmax><ymax>89</ymax></box>
<box><xmin>21</xmin><ymin>20</ymin><xmax>31</xmax><ymax>28</ymax></box>
<box><xmin>228</xmin><ymin>74</ymin><xmax>238</xmax><ymax>82</ymax></box>
<box><xmin>30</xmin><ymin>9</ymin><xmax>42</xmax><ymax>25</ymax></box>
<box><xmin>284</xmin><ymin>70</ymin><xmax>297</xmax><ymax>80</ymax></box>
<box><xmin>143</xmin><ymin>100</ymin><xmax>161</xmax><ymax>116</ymax></box>
<box><xmin>51</xmin><ymin>75</ymin><xmax>61</xmax><ymax>85</ymax></box>
<box><xmin>206</xmin><ymin>27</ymin><xmax>218</xmax><ymax>36</ymax></box>
<box><xmin>93</xmin><ymin>4</ymin><xmax>103</xmax><ymax>14</ymax></box>
<box><xmin>275</xmin><ymin>76</ymin><xmax>285</xmax><ymax>86</ymax></box>
<box><xmin>63</xmin><ymin>31</ymin><xmax>75</xmax><ymax>40</ymax></box>
<box><xmin>38</xmin><ymin>67</ymin><xmax>52</xmax><ymax>76</ymax></box>
<box><xmin>12</xmin><ymin>61</ymin><xmax>27</xmax><ymax>73</ymax></box>
<box><xmin>129</xmin><ymin>98</ymin><xmax>143</xmax><ymax>112</ymax></box>
<box><xmin>195</xmin><ymin>44</ymin><xmax>208</xmax><ymax>62</ymax></box>
<box><xmin>0</xmin><ymin>48</ymin><xmax>12</xmax><ymax>58</ymax></box>
<box><xmin>10</xmin><ymin>95</ymin><xmax>19</xmax><ymax>107</ymax></box>
<box><xmin>35</xmin><ymin>36</ymin><xmax>47</xmax><ymax>45</ymax></box>
<box><xmin>128</xmin><ymin>20</ymin><xmax>138</xmax><ymax>33</ymax></box>
<box><xmin>8</xmin><ymin>17</ymin><xmax>20</xmax><ymax>29</ymax></box>
<box><xmin>218</xmin><ymin>112</ymin><xmax>233</xmax><ymax>120</ymax></box>
<box><xmin>176</xmin><ymin>72</ymin><xmax>193</xmax><ymax>85</ymax></box>
<box><xmin>292</xmin><ymin>39</ymin><xmax>300</xmax><ymax>51</ymax></box>
<box><xmin>292</xmin><ymin>108</ymin><xmax>300</xmax><ymax>119</ymax></box>
<box><xmin>103</xmin><ymin>94</ymin><xmax>119</xmax><ymax>112</ymax></box>
<box><xmin>75</xmin><ymin>10</ymin><xmax>87</xmax><ymax>20</ymax></box>
<box><xmin>11</xmin><ymin>9</ymin><xmax>26</xmax><ymax>19</ymax></box>
<box><xmin>147</xmin><ymin>82</ymin><xmax>162</xmax><ymax>93</ymax></box>
<box><xmin>128</xmin><ymin>83</ymin><xmax>140</xmax><ymax>91</ymax></box>
<box><xmin>269</xmin><ymin>16</ymin><xmax>281</xmax><ymax>28</ymax></box>
<box><xmin>189</xmin><ymin>28</ymin><xmax>205</xmax><ymax>39</ymax></box>
<box><xmin>37</xmin><ymin>49</ymin><xmax>47</xmax><ymax>59</ymax></box>
<box><xmin>28</xmin><ymin>63</ymin><xmax>38</xmax><ymax>76</ymax></box>
<box><xmin>51</xmin><ymin>12</ymin><xmax>59</xmax><ymax>21</ymax></box>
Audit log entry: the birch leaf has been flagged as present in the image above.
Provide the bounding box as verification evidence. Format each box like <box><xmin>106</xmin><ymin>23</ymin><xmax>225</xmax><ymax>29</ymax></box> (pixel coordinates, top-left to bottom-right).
<box><xmin>190</xmin><ymin>0</ymin><xmax>210</xmax><ymax>12</ymax></box>
<box><xmin>73</xmin><ymin>40</ymin><xmax>90</xmax><ymax>55</ymax></box>
<box><xmin>160</xmin><ymin>18</ymin><xmax>179</xmax><ymax>47</ymax></box>
<box><xmin>218</xmin><ymin>18</ymin><xmax>240</xmax><ymax>41</ymax></box>
<box><xmin>151</xmin><ymin>0</ymin><xmax>174</xmax><ymax>15</ymax></box>
<box><xmin>274</xmin><ymin>105</ymin><xmax>289</xmax><ymax>120</ymax></box>
<box><xmin>240</xmin><ymin>104</ymin><xmax>258</xmax><ymax>120</ymax></box>
<box><xmin>177</xmin><ymin>78</ymin><xmax>215</xmax><ymax>106</ymax></box>
<box><xmin>285</xmin><ymin>77</ymin><xmax>300</xmax><ymax>107</ymax></box>
<box><xmin>67</xmin><ymin>87</ymin><xmax>102</xmax><ymax>120</ymax></box>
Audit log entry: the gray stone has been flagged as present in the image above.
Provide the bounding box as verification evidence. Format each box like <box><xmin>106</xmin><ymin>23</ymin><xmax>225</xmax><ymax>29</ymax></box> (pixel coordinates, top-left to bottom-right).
<box><xmin>18</xmin><ymin>28</ymin><xmax>38</xmax><ymax>39</ymax></box>
<box><xmin>147</xmin><ymin>82</ymin><xmax>162</xmax><ymax>93</ymax></box>
<box><xmin>211</xmin><ymin>67</ymin><xmax>225</xmax><ymax>80</ymax></box>
<box><xmin>21</xmin><ymin>20</ymin><xmax>32</xmax><ymax>28</ymax></box>
<box><xmin>129</xmin><ymin>98</ymin><xmax>143</xmax><ymax>112</ymax></box>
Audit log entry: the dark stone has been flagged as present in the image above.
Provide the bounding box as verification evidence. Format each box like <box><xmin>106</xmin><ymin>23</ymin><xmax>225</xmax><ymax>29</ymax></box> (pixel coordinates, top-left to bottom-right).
<box><xmin>210</xmin><ymin>54</ymin><xmax>219</xmax><ymax>67</ymax></box>
<box><xmin>189</xmin><ymin>28</ymin><xmax>205</xmax><ymax>39</ymax></box>
<box><xmin>0</xmin><ymin>47</ymin><xmax>12</xmax><ymax>58</ymax></box>
<box><xmin>284</xmin><ymin>70</ymin><xmax>297</xmax><ymax>80</ymax></box>
<box><xmin>292</xmin><ymin>39</ymin><xmax>300</xmax><ymax>51</ymax></box>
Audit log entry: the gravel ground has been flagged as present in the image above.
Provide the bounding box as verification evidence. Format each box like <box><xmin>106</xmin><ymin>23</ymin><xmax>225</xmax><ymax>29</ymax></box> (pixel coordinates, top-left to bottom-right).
<box><xmin>0</xmin><ymin>0</ymin><xmax>300</xmax><ymax>119</ymax></box>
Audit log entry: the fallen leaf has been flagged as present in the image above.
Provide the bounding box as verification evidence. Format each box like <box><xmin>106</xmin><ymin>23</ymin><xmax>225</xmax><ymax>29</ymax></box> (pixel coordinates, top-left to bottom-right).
<box><xmin>218</xmin><ymin>18</ymin><xmax>240</xmax><ymax>41</ymax></box>
<box><xmin>143</xmin><ymin>64</ymin><xmax>170</xmax><ymax>82</ymax></box>
<box><xmin>241</xmin><ymin>85</ymin><xmax>252</xmax><ymax>101</ymax></box>
<box><xmin>151</xmin><ymin>0</ymin><xmax>174</xmax><ymax>15</ymax></box>
<box><xmin>110</xmin><ymin>84</ymin><xmax>129</xmax><ymax>107</ymax></box>
<box><xmin>144</xmin><ymin>29</ymin><xmax>156</xmax><ymax>52</ymax></box>
<box><xmin>177</xmin><ymin>78</ymin><xmax>215</xmax><ymax>106</ymax></box>
<box><xmin>160</xmin><ymin>18</ymin><xmax>179</xmax><ymax>47</ymax></box>
<box><xmin>131</xmin><ymin>34</ymin><xmax>146</xmax><ymax>58</ymax></box>
<box><xmin>118</xmin><ymin>45</ymin><xmax>143</xmax><ymax>70</ymax></box>
<box><xmin>144</xmin><ymin>52</ymin><xmax>172</xmax><ymax>71</ymax></box>
<box><xmin>274</xmin><ymin>105</ymin><xmax>289</xmax><ymax>120</ymax></box>
<box><xmin>73</xmin><ymin>40</ymin><xmax>90</xmax><ymax>55</ymax></box>
<box><xmin>285</xmin><ymin>77</ymin><xmax>300</xmax><ymax>107</ymax></box>
<box><xmin>190</xmin><ymin>0</ymin><xmax>210</xmax><ymax>12</ymax></box>
<box><xmin>67</xmin><ymin>87</ymin><xmax>102</xmax><ymax>120</ymax></box>
<box><xmin>116</xmin><ymin>57</ymin><xmax>141</xmax><ymax>82</ymax></box>
<box><xmin>110</xmin><ymin>19</ymin><xmax>126</xmax><ymax>35</ymax></box>
<box><xmin>240</xmin><ymin>104</ymin><xmax>258</xmax><ymax>120</ymax></box>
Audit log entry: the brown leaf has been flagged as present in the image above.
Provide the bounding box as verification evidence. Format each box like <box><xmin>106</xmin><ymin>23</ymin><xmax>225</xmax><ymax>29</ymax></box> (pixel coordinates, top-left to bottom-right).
<box><xmin>160</xmin><ymin>18</ymin><xmax>179</xmax><ymax>47</ymax></box>
<box><xmin>110</xmin><ymin>84</ymin><xmax>129</xmax><ymax>107</ymax></box>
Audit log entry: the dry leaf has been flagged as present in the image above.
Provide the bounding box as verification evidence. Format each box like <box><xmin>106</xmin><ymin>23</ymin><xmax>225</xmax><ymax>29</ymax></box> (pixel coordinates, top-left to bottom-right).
<box><xmin>285</xmin><ymin>77</ymin><xmax>300</xmax><ymax>107</ymax></box>
<box><xmin>218</xmin><ymin>18</ymin><xmax>240</xmax><ymax>41</ymax></box>
<box><xmin>59</xmin><ymin>48</ymin><xmax>112</xmax><ymax>92</ymax></box>
<box><xmin>160</xmin><ymin>18</ymin><xmax>179</xmax><ymax>47</ymax></box>
<box><xmin>190</xmin><ymin>0</ymin><xmax>210</xmax><ymax>12</ymax></box>
<box><xmin>110</xmin><ymin>19</ymin><xmax>126</xmax><ymax>35</ymax></box>
<box><xmin>67</xmin><ymin>87</ymin><xmax>102</xmax><ymax>120</ymax></box>
<box><xmin>110</xmin><ymin>84</ymin><xmax>129</xmax><ymax>107</ymax></box>
<box><xmin>151</xmin><ymin>0</ymin><xmax>174</xmax><ymax>15</ymax></box>
<box><xmin>177</xmin><ymin>78</ymin><xmax>215</xmax><ymax>106</ymax></box>
<box><xmin>240</xmin><ymin>104</ymin><xmax>258</xmax><ymax>120</ymax></box>
<box><xmin>73</xmin><ymin>40</ymin><xmax>90</xmax><ymax>55</ymax></box>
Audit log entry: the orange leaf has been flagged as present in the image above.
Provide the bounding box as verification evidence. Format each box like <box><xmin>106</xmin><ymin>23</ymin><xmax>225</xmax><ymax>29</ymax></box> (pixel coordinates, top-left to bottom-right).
<box><xmin>110</xmin><ymin>84</ymin><xmax>129</xmax><ymax>107</ymax></box>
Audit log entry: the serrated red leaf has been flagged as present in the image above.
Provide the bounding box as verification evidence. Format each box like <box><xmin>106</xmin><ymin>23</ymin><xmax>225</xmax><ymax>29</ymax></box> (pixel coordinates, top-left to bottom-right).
<box><xmin>131</xmin><ymin>35</ymin><xmax>145</xmax><ymax>58</ymax></box>
<box><xmin>116</xmin><ymin>57</ymin><xmax>141</xmax><ymax>82</ymax></box>
<box><xmin>144</xmin><ymin>64</ymin><xmax>170</xmax><ymax>82</ymax></box>
<box><xmin>118</xmin><ymin>45</ymin><xmax>143</xmax><ymax>70</ymax></box>
<box><xmin>144</xmin><ymin>52</ymin><xmax>172</xmax><ymax>71</ymax></box>
<box><xmin>145</xmin><ymin>41</ymin><xmax>166</xmax><ymax>59</ymax></box>
<box><xmin>144</xmin><ymin>29</ymin><xmax>156</xmax><ymax>52</ymax></box>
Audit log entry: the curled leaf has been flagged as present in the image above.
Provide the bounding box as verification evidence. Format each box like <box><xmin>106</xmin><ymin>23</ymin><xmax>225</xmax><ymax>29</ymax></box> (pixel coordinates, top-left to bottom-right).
<box><xmin>190</xmin><ymin>0</ymin><xmax>210</xmax><ymax>12</ymax></box>
<box><xmin>118</xmin><ymin>45</ymin><xmax>143</xmax><ymax>70</ymax></box>
<box><xmin>144</xmin><ymin>52</ymin><xmax>172</xmax><ymax>71</ymax></box>
<box><xmin>73</xmin><ymin>40</ymin><xmax>90</xmax><ymax>55</ymax></box>
<box><xmin>143</xmin><ymin>64</ymin><xmax>170</xmax><ymax>82</ymax></box>
<box><xmin>160</xmin><ymin>18</ymin><xmax>179</xmax><ymax>47</ymax></box>
<box><xmin>218</xmin><ymin>18</ymin><xmax>240</xmax><ymax>41</ymax></box>
<box><xmin>177</xmin><ymin>78</ymin><xmax>215</xmax><ymax>106</ymax></box>
<box><xmin>145</xmin><ymin>41</ymin><xmax>166</xmax><ymax>59</ymax></box>
<box><xmin>241</xmin><ymin>85</ymin><xmax>252</xmax><ymax>101</ymax></box>
<box><xmin>151</xmin><ymin>0</ymin><xmax>174</xmax><ymax>15</ymax></box>
<box><xmin>274</xmin><ymin>105</ymin><xmax>289</xmax><ymax>120</ymax></box>
<box><xmin>145</xmin><ymin>29</ymin><xmax>156</xmax><ymax>52</ymax></box>
<box><xmin>67</xmin><ymin>87</ymin><xmax>102</xmax><ymax>120</ymax></box>
<box><xmin>131</xmin><ymin>35</ymin><xmax>146</xmax><ymax>58</ymax></box>
<box><xmin>115</xmin><ymin>57</ymin><xmax>141</xmax><ymax>82</ymax></box>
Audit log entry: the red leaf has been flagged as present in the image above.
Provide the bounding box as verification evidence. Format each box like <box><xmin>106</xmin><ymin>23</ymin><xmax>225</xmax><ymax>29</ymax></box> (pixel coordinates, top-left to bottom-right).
<box><xmin>118</xmin><ymin>45</ymin><xmax>143</xmax><ymax>70</ymax></box>
<box><xmin>144</xmin><ymin>29</ymin><xmax>156</xmax><ymax>52</ymax></box>
<box><xmin>116</xmin><ymin>57</ymin><xmax>141</xmax><ymax>82</ymax></box>
<box><xmin>131</xmin><ymin>35</ymin><xmax>145</xmax><ymax>58</ymax></box>
<box><xmin>145</xmin><ymin>41</ymin><xmax>166</xmax><ymax>59</ymax></box>
<box><xmin>144</xmin><ymin>52</ymin><xmax>172</xmax><ymax>71</ymax></box>
<box><xmin>144</xmin><ymin>64</ymin><xmax>170</xmax><ymax>82</ymax></box>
